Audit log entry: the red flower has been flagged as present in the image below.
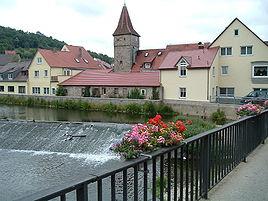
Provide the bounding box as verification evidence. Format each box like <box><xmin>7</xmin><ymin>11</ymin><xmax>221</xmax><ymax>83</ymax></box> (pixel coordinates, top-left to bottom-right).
<box><xmin>175</xmin><ymin>120</ymin><xmax>187</xmax><ymax>133</ymax></box>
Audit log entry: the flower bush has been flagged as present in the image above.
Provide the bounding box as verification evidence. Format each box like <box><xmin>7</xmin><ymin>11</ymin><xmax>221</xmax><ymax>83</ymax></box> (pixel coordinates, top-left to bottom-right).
<box><xmin>264</xmin><ymin>100</ymin><xmax>268</xmax><ymax>109</ymax></box>
<box><xmin>236</xmin><ymin>103</ymin><xmax>263</xmax><ymax>116</ymax></box>
<box><xmin>111</xmin><ymin>114</ymin><xmax>186</xmax><ymax>159</ymax></box>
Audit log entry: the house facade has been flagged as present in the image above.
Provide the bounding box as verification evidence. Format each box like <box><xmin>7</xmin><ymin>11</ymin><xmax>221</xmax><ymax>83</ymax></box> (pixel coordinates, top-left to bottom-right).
<box><xmin>209</xmin><ymin>18</ymin><xmax>268</xmax><ymax>97</ymax></box>
<box><xmin>28</xmin><ymin>45</ymin><xmax>103</xmax><ymax>96</ymax></box>
<box><xmin>160</xmin><ymin>18</ymin><xmax>268</xmax><ymax>101</ymax></box>
<box><xmin>0</xmin><ymin>61</ymin><xmax>30</xmax><ymax>94</ymax></box>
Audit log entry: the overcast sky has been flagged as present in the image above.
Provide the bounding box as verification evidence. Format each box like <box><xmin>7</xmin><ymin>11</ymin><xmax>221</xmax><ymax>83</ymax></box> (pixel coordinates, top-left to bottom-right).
<box><xmin>0</xmin><ymin>0</ymin><xmax>267</xmax><ymax>56</ymax></box>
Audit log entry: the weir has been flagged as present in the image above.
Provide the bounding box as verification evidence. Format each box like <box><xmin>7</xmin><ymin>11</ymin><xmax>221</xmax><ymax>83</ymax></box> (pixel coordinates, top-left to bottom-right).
<box><xmin>0</xmin><ymin>120</ymin><xmax>131</xmax><ymax>201</ymax></box>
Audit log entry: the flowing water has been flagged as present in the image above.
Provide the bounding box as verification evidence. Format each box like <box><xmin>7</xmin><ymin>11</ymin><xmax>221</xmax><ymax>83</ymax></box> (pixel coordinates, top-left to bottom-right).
<box><xmin>0</xmin><ymin>119</ymin><xmax>132</xmax><ymax>201</ymax></box>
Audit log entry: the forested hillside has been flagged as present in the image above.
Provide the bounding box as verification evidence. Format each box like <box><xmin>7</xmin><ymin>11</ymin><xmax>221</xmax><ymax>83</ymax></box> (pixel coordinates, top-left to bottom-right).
<box><xmin>0</xmin><ymin>26</ymin><xmax>113</xmax><ymax>64</ymax></box>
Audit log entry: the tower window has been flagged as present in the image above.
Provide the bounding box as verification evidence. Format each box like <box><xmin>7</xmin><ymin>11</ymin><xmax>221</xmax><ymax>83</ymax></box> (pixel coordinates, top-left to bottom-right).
<box><xmin>145</xmin><ymin>52</ymin><xmax>149</xmax><ymax>57</ymax></box>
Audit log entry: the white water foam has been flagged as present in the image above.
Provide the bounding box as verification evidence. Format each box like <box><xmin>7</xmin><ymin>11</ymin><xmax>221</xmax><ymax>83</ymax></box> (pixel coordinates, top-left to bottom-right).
<box><xmin>3</xmin><ymin>149</ymin><xmax>120</xmax><ymax>165</ymax></box>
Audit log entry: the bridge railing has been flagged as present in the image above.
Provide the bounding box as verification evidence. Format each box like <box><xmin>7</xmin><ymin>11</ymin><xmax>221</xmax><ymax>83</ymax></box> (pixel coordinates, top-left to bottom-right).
<box><xmin>18</xmin><ymin>110</ymin><xmax>268</xmax><ymax>201</ymax></box>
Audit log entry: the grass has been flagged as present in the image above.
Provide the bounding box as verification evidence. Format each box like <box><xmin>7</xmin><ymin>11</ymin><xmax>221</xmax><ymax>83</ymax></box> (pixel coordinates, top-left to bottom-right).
<box><xmin>173</xmin><ymin>115</ymin><xmax>216</xmax><ymax>138</ymax></box>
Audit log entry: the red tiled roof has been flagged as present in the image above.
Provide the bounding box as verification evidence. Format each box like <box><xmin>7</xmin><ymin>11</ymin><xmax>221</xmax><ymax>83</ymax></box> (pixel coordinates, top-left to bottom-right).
<box><xmin>113</xmin><ymin>5</ymin><xmax>140</xmax><ymax>37</ymax></box>
<box><xmin>38</xmin><ymin>45</ymin><xmax>102</xmax><ymax>69</ymax></box>
<box><xmin>159</xmin><ymin>47</ymin><xmax>219</xmax><ymax>69</ymax></box>
<box><xmin>131</xmin><ymin>43</ymin><xmax>214</xmax><ymax>72</ymax></box>
<box><xmin>132</xmin><ymin>49</ymin><xmax>167</xmax><ymax>72</ymax></box>
<box><xmin>60</xmin><ymin>70</ymin><xmax>160</xmax><ymax>87</ymax></box>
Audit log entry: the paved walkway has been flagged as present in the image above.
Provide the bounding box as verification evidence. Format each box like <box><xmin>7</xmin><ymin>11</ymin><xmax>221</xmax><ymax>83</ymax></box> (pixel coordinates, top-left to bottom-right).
<box><xmin>202</xmin><ymin>141</ymin><xmax>268</xmax><ymax>201</ymax></box>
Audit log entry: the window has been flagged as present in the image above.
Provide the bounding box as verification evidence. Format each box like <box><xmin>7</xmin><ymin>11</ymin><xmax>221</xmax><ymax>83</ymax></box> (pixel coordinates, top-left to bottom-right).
<box><xmin>253</xmin><ymin>88</ymin><xmax>268</xmax><ymax>92</ymax></box>
<box><xmin>63</xmin><ymin>68</ymin><xmax>71</xmax><ymax>76</ymax></box>
<box><xmin>34</xmin><ymin>71</ymin><xmax>39</xmax><ymax>77</ymax></box>
<box><xmin>8</xmin><ymin>74</ymin><xmax>13</xmax><ymax>80</ymax></box>
<box><xmin>220</xmin><ymin>47</ymin><xmax>232</xmax><ymax>56</ymax></box>
<box><xmin>179</xmin><ymin>88</ymin><xmax>186</xmax><ymax>98</ymax></box>
<box><xmin>221</xmin><ymin>66</ymin><xmax>229</xmax><ymax>75</ymax></box>
<box><xmin>212</xmin><ymin>67</ymin><xmax>215</xmax><ymax>76</ymax></box>
<box><xmin>18</xmin><ymin>86</ymin><xmax>25</xmax><ymax>94</ymax></box>
<box><xmin>179</xmin><ymin>60</ymin><xmax>187</xmax><ymax>77</ymax></box>
<box><xmin>44</xmin><ymin>70</ymin><xmax>48</xmax><ymax>77</ymax></box>
<box><xmin>140</xmin><ymin>89</ymin><xmax>146</xmax><ymax>96</ymax></box>
<box><xmin>234</xmin><ymin>29</ymin><xmax>239</xmax><ymax>36</ymax></box>
<box><xmin>37</xmin><ymin>57</ymin><xmax>42</xmax><ymax>64</ymax></box>
<box><xmin>102</xmin><ymin>88</ymin><xmax>106</xmax><ymax>95</ymax></box>
<box><xmin>52</xmin><ymin>88</ymin><xmax>56</xmax><ymax>95</ymax></box>
<box><xmin>219</xmin><ymin>87</ymin><xmax>234</xmax><ymax>97</ymax></box>
<box><xmin>253</xmin><ymin>66</ymin><xmax>268</xmax><ymax>77</ymax></box>
<box><xmin>241</xmin><ymin>46</ymin><xmax>252</xmax><ymax>55</ymax></box>
<box><xmin>8</xmin><ymin>86</ymin><xmax>14</xmax><ymax>92</ymax></box>
<box><xmin>0</xmin><ymin>86</ymin><xmax>4</xmax><ymax>92</ymax></box>
<box><xmin>44</xmin><ymin>87</ymin><xmax>49</xmax><ymax>94</ymax></box>
<box><xmin>32</xmin><ymin>87</ymin><xmax>40</xmax><ymax>94</ymax></box>
<box><xmin>114</xmin><ymin>88</ymin><xmax>119</xmax><ymax>95</ymax></box>
<box><xmin>0</xmin><ymin>74</ymin><xmax>3</xmax><ymax>80</ymax></box>
<box><xmin>144</xmin><ymin>63</ymin><xmax>151</xmax><ymax>69</ymax></box>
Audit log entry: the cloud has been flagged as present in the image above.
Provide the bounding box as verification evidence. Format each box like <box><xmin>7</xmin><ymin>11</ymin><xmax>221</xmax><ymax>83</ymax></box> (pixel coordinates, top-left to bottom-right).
<box><xmin>0</xmin><ymin>0</ymin><xmax>267</xmax><ymax>56</ymax></box>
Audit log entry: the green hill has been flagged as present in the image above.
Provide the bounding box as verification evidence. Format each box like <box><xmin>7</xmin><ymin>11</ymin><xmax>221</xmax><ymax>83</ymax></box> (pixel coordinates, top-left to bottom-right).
<box><xmin>0</xmin><ymin>26</ymin><xmax>113</xmax><ymax>64</ymax></box>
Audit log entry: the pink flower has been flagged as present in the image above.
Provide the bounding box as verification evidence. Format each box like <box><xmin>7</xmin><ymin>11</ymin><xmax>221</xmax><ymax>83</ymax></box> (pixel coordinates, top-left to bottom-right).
<box><xmin>157</xmin><ymin>136</ymin><xmax>165</xmax><ymax>144</ymax></box>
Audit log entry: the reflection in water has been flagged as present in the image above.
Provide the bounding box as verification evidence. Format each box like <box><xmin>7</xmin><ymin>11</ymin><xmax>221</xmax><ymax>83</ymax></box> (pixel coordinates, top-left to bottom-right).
<box><xmin>0</xmin><ymin>104</ymin><xmax>173</xmax><ymax>123</ymax></box>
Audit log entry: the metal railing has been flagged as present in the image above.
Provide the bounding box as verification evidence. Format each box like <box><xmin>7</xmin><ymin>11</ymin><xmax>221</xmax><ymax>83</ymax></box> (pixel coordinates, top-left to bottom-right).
<box><xmin>18</xmin><ymin>110</ymin><xmax>268</xmax><ymax>201</ymax></box>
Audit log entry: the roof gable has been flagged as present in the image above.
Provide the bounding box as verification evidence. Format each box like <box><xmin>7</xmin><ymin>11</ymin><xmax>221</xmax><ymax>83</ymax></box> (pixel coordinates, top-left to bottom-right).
<box><xmin>209</xmin><ymin>18</ymin><xmax>268</xmax><ymax>48</ymax></box>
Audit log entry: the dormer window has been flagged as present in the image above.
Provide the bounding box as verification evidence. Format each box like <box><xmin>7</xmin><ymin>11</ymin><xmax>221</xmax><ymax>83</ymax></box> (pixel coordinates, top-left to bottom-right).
<box><xmin>158</xmin><ymin>51</ymin><xmax>162</xmax><ymax>56</ymax></box>
<box><xmin>83</xmin><ymin>58</ymin><xmax>89</xmax><ymax>63</ymax></box>
<box><xmin>37</xmin><ymin>57</ymin><xmax>42</xmax><ymax>64</ymax></box>
<box><xmin>74</xmin><ymin>58</ymin><xmax>80</xmax><ymax>63</ymax></box>
<box><xmin>178</xmin><ymin>59</ymin><xmax>188</xmax><ymax>77</ymax></box>
<box><xmin>145</xmin><ymin>52</ymin><xmax>149</xmax><ymax>57</ymax></box>
<box><xmin>8</xmin><ymin>74</ymin><xmax>13</xmax><ymax>80</ymax></box>
<box><xmin>144</xmin><ymin>62</ymin><xmax>151</xmax><ymax>69</ymax></box>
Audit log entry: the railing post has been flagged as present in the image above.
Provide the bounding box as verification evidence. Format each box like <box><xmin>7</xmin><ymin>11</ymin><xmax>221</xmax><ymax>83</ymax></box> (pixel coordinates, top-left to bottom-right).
<box><xmin>76</xmin><ymin>184</ymin><xmax>88</xmax><ymax>201</ymax></box>
<box><xmin>201</xmin><ymin>135</ymin><xmax>210</xmax><ymax>199</ymax></box>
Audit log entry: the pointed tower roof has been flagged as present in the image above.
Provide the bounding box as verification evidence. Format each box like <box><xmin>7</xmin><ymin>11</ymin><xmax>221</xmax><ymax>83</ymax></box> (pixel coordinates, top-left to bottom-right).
<box><xmin>113</xmin><ymin>5</ymin><xmax>140</xmax><ymax>37</ymax></box>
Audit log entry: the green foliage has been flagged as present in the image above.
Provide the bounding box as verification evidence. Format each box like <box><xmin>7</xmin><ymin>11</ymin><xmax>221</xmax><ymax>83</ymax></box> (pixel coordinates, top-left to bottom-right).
<box><xmin>211</xmin><ymin>109</ymin><xmax>227</xmax><ymax>125</ymax></box>
<box><xmin>56</xmin><ymin>86</ymin><xmax>67</xmax><ymax>96</ymax></box>
<box><xmin>103</xmin><ymin>102</ymin><xmax>117</xmax><ymax>113</ymax></box>
<box><xmin>152</xmin><ymin>87</ymin><xmax>160</xmax><ymax>100</ymax></box>
<box><xmin>157</xmin><ymin>103</ymin><xmax>174</xmax><ymax>116</ymax></box>
<box><xmin>143</xmin><ymin>101</ymin><xmax>157</xmax><ymax>117</ymax></box>
<box><xmin>156</xmin><ymin>176</ymin><xmax>168</xmax><ymax>200</ymax></box>
<box><xmin>125</xmin><ymin>103</ymin><xmax>142</xmax><ymax>114</ymax></box>
<box><xmin>88</xmin><ymin>50</ymin><xmax>113</xmax><ymax>64</ymax></box>
<box><xmin>0</xmin><ymin>95</ymin><xmax>175</xmax><ymax>116</ymax></box>
<box><xmin>0</xmin><ymin>26</ymin><xmax>65</xmax><ymax>58</ymax></box>
<box><xmin>127</xmin><ymin>88</ymin><xmax>144</xmax><ymax>99</ymax></box>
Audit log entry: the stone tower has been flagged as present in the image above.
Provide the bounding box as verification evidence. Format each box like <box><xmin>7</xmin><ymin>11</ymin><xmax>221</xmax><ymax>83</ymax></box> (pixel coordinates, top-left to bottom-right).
<box><xmin>113</xmin><ymin>5</ymin><xmax>140</xmax><ymax>72</ymax></box>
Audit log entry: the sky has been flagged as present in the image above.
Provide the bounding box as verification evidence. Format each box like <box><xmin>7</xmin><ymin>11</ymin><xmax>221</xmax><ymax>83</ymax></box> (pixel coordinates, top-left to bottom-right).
<box><xmin>0</xmin><ymin>0</ymin><xmax>267</xmax><ymax>57</ymax></box>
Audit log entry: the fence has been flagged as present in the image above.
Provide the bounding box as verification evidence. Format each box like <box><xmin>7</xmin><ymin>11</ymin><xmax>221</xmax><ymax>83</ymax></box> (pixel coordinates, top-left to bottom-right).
<box><xmin>18</xmin><ymin>110</ymin><xmax>268</xmax><ymax>201</ymax></box>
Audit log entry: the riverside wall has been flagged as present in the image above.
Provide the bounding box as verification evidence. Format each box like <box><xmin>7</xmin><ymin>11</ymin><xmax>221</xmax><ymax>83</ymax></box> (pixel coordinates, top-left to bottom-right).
<box><xmin>0</xmin><ymin>94</ymin><xmax>238</xmax><ymax>119</ymax></box>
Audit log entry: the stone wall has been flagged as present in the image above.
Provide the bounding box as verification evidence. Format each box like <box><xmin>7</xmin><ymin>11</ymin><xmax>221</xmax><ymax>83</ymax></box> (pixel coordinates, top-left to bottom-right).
<box><xmin>0</xmin><ymin>94</ymin><xmax>238</xmax><ymax>119</ymax></box>
<box><xmin>64</xmin><ymin>86</ymin><xmax>161</xmax><ymax>100</ymax></box>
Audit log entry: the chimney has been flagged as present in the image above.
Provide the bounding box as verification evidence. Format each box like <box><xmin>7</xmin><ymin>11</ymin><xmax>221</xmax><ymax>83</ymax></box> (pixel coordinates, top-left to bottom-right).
<box><xmin>198</xmin><ymin>42</ymin><xmax>204</xmax><ymax>49</ymax></box>
<box><xmin>78</xmin><ymin>47</ymin><xmax>82</xmax><ymax>58</ymax></box>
